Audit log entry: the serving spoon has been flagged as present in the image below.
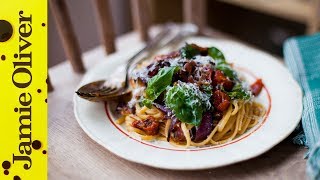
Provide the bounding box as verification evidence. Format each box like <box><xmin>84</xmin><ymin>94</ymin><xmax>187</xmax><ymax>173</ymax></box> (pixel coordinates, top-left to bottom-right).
<box><xmin>76</xmin><ymin>24</ymin><xmax>198</xmax><ymax>102</ymax></box>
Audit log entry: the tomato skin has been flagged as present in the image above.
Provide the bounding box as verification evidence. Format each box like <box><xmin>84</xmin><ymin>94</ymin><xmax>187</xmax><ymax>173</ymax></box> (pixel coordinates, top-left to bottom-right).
<box><xmin>213</xmin><ymin>70</ymin><xmax>234</xmax><ymax>91</ymax></box>
<box><xmin>190</xmin><ymin>43</ymin><xmax>208</xmax><ymax>56</ymax></box>
<box><xmin>132</xmin><ymin>117</ymin><xmax>160</xmax><ymax>135</ymax></box>
<box><xmin>154</xmin><ymin>51</ymin><xmax>180</xmax><ymax>61</ymax></box>
<box><xmin>251</xmin><ymin>79</ymin><xmax>264</xmax><ymax>96</ymax></box>
<box><xmin>184</xmin><ymin>61</ymin><xmax>196</xmax><ymax>74</ymax></box>
<box><xmin>213</xmin><ymin>90</ymin><xmax>231</xmax><ymax>112</ymax></box>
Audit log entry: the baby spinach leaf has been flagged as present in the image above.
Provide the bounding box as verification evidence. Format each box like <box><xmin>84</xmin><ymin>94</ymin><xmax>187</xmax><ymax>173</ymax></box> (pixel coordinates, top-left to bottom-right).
<box><xmin>144</xmin><ymin>66</ymin><xmax>179</xmax><ymax>104</ymax></box>
<box><xmin>165</xmin><ymin>82</ymin><xmax>211</xmax><ymax>126</ymax></box>
<box><xmin>180</xmin><ymin>43</ymin><xmax>200</xmax><ymax>59</ymax></box>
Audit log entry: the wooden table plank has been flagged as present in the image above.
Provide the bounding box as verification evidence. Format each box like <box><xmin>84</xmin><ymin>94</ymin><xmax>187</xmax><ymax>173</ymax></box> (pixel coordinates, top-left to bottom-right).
<box><xmin>49</xmin><ymin>30</ymin><xmax>307</xmax><ymax>180</ymax></box>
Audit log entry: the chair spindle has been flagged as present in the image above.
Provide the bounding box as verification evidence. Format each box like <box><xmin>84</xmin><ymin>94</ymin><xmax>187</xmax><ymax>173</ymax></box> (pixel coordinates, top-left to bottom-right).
<box><xmin>49</xmin><ymin>0</ymin><xmax>85</xmax><ymax>73</ymax></box>
<box><xmin>92</xmin><ymin>0</ymin><xmax>116</xmax><ymax>54</ymax></box>
<box><xmin>130</xmin><ymin>0</ymin><xmax>151</xmax><ymax>41</ymax></box>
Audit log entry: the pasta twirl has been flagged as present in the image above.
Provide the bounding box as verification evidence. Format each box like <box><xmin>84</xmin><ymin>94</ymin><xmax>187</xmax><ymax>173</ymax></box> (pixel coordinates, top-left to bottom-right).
<box><xmin>117</xmin><ymin>43</ymin><xmax>266</xmax><ymax>148</ymax></box>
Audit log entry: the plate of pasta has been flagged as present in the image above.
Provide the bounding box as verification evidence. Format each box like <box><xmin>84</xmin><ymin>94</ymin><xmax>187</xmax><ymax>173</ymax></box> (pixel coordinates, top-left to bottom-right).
<box><xmin>74</xmin><ymin>37</ymin><xmax>302</xmax><ymax>170</ymax></box>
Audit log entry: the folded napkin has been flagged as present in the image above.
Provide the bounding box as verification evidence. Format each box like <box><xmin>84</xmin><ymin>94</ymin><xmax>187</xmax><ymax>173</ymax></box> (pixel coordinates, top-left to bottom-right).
<box><xmin>283</xmin><ymin>33</ymin><xmax>320</xmax><ymax>180</ymax></box>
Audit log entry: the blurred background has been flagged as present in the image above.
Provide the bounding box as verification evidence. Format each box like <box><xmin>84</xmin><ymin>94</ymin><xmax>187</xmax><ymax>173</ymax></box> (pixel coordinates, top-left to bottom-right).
<box><xmin>49</xmin><ymin>0</ymin><xmax>319</xmax><ymax>67</ymax></box>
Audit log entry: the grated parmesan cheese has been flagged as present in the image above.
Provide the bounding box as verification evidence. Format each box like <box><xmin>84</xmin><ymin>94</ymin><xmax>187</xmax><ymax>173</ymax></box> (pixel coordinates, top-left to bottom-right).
<box><xmin>177</xmin><ymin>81</ymin><xmax>212</xmax><ymax>109</ymax></box>
<box><xmin>193</xmin><ymin>55</ymin><xmax>214</xmax><ymax>65</ymax></box>
<box><xmin>128</xmin><ymin>86</ymin><xmax>145</xmax><ymax>108</ymax></box>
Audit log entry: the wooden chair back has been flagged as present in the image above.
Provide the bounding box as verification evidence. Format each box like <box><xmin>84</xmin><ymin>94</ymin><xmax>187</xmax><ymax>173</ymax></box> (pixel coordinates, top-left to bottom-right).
<box><xmin>48</xmin><ymin>0</ymin><xmax>206</xmax><ymax>91</ymax></box>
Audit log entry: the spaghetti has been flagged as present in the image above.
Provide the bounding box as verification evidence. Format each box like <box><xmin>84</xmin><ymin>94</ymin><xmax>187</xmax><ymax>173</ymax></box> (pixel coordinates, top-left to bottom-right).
<box><xmin>117</xmin><ymin>43</ymin><xmax>265</xmax><ymax>148</ymax></box>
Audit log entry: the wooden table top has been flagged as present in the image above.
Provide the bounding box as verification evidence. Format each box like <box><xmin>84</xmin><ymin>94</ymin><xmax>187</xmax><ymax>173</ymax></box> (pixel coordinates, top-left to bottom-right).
<box><xmin>48</xmin><ymin>30</ymin><xmax>307</xmax><ymax>180</ymax></box>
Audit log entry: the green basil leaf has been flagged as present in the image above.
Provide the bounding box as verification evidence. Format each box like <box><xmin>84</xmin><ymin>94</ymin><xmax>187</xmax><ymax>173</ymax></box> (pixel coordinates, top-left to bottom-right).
<box><xmin>145</xmin><ymin>66</ymin><xmax>178</xmax><ymax>102</ymax></box>
<box><xmin>216</xmin><ymin>63</ymin><xmax>236</xmax><ymax>79</ymax></box>
<box><xmin>227</xmin><ymin>83</ymin><xmax>251</xmax><ymax>100</ymax></box>
<box><xmin>141</xmin><ymin>98</ymin><xmax>152</xmax><ymax>108</ymax></box>
<box><xmin>208</xmin><ymin>47</ymin><xmax>225</xmax><ymax>62</ymax></box>
<box><xmin>208</xmin><ymin>47</ymin><xmax>236</xmax><ymax>79</ymax></box>
<box><xmin>165</xmin><ymin>82</ymin><xmax>211</xmax><ymax>126</ymax></box>
<box><xmin>201</xmin><ymin>84</ymin><xmax>213</xmax><ymax>97</ymax></box>
<box><xmin>180</xmin><ymin>43</ymin><xmax>200</xmax><ymax>59</ymax></box>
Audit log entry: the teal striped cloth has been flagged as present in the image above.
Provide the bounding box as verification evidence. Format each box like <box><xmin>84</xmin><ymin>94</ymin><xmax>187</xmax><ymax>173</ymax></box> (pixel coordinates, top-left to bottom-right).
<box><xmin>283</xmin><ymin>33</ymin><xmax>320</xmax><ymax>180</ymax></box>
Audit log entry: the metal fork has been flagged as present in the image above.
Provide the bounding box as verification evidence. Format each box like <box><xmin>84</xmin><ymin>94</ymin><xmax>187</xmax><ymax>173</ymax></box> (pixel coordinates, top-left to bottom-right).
<box><xmin>76</xmin><ymin>24</ymin><xmax>198</xmax><ymax>102</ymax></box>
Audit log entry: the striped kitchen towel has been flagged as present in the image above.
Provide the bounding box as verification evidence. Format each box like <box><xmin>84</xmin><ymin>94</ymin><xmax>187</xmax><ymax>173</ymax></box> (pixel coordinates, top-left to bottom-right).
<box><xmin>283</xmin><ymin>33</ymin><xmax>320</xmax><ymax>180</ymax></box>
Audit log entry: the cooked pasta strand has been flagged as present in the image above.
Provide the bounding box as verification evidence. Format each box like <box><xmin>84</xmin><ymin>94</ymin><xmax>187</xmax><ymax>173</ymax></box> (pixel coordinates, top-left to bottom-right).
<box><xmin>121</xmin><ymin>101</ymin><xmax>265</xmax><ymax>147</ymax></box>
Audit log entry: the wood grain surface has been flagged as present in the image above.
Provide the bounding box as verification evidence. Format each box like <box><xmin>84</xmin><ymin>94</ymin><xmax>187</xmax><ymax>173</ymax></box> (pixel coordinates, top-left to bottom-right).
<box><xmin>49</xmin><ymin>30</ymin><xmax>307</xmax><ymax>180</ymax></box>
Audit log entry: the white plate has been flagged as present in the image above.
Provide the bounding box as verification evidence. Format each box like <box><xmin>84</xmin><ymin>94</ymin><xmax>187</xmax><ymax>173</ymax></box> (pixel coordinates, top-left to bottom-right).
<box><xmin>74</xmin><ymin>37</ymin><xmax>302</xmax><ymax>170</ymax></box>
